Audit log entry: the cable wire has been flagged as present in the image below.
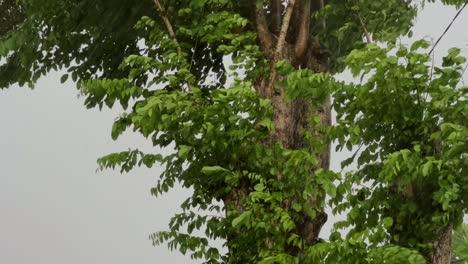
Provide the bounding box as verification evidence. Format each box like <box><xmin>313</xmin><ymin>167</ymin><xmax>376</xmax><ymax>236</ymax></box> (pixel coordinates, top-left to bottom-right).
<box><xmin>428</xmin><ymin>0</ymin><xmax>468</xmax><ymax>55</ymax></box>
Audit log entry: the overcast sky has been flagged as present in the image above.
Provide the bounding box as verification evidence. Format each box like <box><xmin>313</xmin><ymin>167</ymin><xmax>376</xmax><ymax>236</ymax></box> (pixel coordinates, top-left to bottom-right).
<box><xmin>1</xmin><ymin>3</ymin><xmax>467</xmax><ymax>264</ymax></box>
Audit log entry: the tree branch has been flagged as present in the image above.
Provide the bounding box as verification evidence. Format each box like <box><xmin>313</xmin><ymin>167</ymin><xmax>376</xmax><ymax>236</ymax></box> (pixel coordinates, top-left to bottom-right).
<box><xmin>255</xmin><ymin>3</ymin><xmax>274</xmax><ymax>54</ymax></box>
<box><xmin>153</xmin><ymin>0</ymin><xmax>182</xmax><ymax>56</ymax></box>
<box><xmin>266</xmin><ymin>0</ymin><xmax>297</xmax><ymax>97</ymax></box>
<box><xmin>294</xmin><ymin>0</ymin><xmax>311</xmax><ymax>60</ymax></box>
<box><xmin>153</xmin><ymin>0</ymin><xmax>191</xmax><ymax>90</ymax></box>
<box><xmin>274</xmin><ymin>0</ymin><xmax>296</xmax><ymax>60</ymax></box>
<box><xmin>356</xmin><ymin>12</ymin><xmax>372</xmax><ymax>43</ymax></box>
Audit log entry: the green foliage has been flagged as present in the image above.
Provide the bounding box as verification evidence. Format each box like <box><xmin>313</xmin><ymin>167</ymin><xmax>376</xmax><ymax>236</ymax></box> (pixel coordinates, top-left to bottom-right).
<box><xmin>453</xmin><ymin>223</ymin><xmax>468</xmax><ymax>263</ymax></box>
<box><xmin>0</xmin><ymin>0</ymin><xmax>25</xmax><ymax>36</ymax></box>
<box><xmin>329</xmin><ymin>41</ymin><xmax>467</xmax><ymax>261</ymax></box>
<box><xmin>276</xmin><ymin>60</ymin><xmax>332</xmax><ymax>106</ymax></box>
<box><xmin>313</xmin><ymin>0</ymin><xmax>417</xmax><ymax>71</ymax></box>
<box><xmin>94</xmin><ymin>78</ymin><xmax>340</xmax><ymax>262</ymax></box>
<box><xmin>306</xmin><ymin>242</ymin><xmax>427</xmax><ymax>264</ymax></box>
<box><xmin>0</xmin><ymin>0</ymin><xmax>155</xmax><ymax>88</ymax></box>
<box><xmin>0</xmin><ymin>0</ymin><xmax>423</xmax><ymax>87</ymax></box>
<box><xmin>2</xmin><ymin>0</ymin><xmax>467</xmax><ymax>263</ymax></box>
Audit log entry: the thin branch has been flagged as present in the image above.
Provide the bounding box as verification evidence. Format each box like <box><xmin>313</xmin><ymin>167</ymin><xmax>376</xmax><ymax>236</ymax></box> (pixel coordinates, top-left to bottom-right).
<box><xmin>188</xmin><ymin>38</ymin><xmax>199</xmax><ymax>72</ymax></box>
<box><xmin>153</xmin><ymin>0</ymin><xmax>192</xmax><ymax>90</ymax></box>
<box><xmin>429</xmin><ymin>48</ymin><xmax>436</xmax><ymax>88</ymax></box>
<box><xmin>459</xmin><ymin>61</ymin><xmax>468</xmax><ymax>86</ymax></box>
<box><xmin>266</xmin><ymin>0</ymin><xmax>297</xmax><ymax>97</ymax></box>
<box><xmin>153</xmin><ymin>0</ymin><xmax>182</xmax><ymax>55</ymax></box>
<box><xmin>339</xmin><ymin>143</ymin><xmax>363</xmax><ymax>174</ymax></box>
<box><xmin>428</xmin><ymin>0</ymin><xmax>468</xmax><ymax>55</ymax></box>
<box><xmin>273</xmin><ymin>0</ymin><xmax>296</xmax><ymax>67</ymax></box>
<box><xmin>356</xmin><ymin>12</ymin><xmax>372</xmax><ymax>43</ymax></box>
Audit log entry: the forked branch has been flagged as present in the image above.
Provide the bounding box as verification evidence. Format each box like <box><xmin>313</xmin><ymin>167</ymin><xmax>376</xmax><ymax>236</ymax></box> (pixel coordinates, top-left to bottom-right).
<box><xmin>266</xmin><ymin>0</ymin><xmax>297</xmax><ymax>97</ymax></box>
<box><xmin>153</xmin><ymin>0</ymin><xmax>182</xmax><ymax>55</ymax></box>
<box><xmin>153</xmin><ymin>0</ymin><xmax>191</xmax><ymax>90</ymax></box>
<box><xmin>356</xmin><ymin>12</ymin><xmax>372</xmax><ymax>43</ymax></box>
<box><xmin>273</xmin><ymin>0</ymin><xmax>296</xmax><ymax>61</ymax></box>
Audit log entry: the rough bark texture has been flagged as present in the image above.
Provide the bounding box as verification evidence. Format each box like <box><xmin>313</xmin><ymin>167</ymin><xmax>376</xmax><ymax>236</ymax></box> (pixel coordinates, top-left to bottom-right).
<box><xmin>253</xmin><ymin>0</ymin><xmax>331</xmax><ymax>248</ymax></box>
<box><xmin>238</xmin><ymin>0</ymin><xmax>454</xmax><ymax>260</ymax></box>
<box><xmin>428</xmin><ymin>224</ymin><xmax>452</xmax><ymax>264</ymax></box>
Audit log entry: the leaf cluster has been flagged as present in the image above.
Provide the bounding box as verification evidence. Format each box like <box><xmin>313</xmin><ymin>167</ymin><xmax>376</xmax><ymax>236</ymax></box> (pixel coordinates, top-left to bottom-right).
<box><xmin>2</xmin><ymin>0</ymin><xmax>468</xmax><ymax>263</ymax></box>
<box><xmin>328</xmin><ymin>41</ymin><xmax>467</xmax><ymax>261</ymax></box>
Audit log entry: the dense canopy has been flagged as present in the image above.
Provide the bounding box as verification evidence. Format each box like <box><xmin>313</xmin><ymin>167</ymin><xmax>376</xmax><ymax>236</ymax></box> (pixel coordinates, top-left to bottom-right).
<box><xmin>1</xmin><ymin>0</ymin><xmax>467</xmax><ymax>263</ymax></box>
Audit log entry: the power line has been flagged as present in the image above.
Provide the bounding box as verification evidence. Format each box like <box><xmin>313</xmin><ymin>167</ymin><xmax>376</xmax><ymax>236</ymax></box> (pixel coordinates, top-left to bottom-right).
<box><xmin>428</xmin><ymin>0</ymin><xmax>468</xmax><ymax>55</ymax></box>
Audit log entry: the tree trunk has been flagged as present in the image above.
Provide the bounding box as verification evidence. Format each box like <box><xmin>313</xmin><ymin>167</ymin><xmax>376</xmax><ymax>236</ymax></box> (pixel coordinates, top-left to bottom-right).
<box><xmin>247</xmin><ymin>0</ymin><xmax>454</xmax><ymax>261</ymax></box>
<box><xmin>253</xmin><ymin>0</ymin><xmax>331</xmax><ymax>249</ymax></box>
<box><xmin>256</xmin><ymin>76</ymin><xmax>331</xmax><ymax>247</ymax></box>
<box><xmin>428</xmin><ymin>224</ymin><xmax>452</xmax><ymax>264</ymax></box>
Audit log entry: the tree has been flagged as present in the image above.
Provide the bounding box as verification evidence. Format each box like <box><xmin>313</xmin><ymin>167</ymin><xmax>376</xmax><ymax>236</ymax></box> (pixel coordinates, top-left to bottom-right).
<box><xmin>1</xmin><ymin>0</ymin><xmax>467</xmax><ymax>263</ymax></box>
<box><xmin>0</xmin><ymin>0</ymin><xmax>25</xmax><ymax>36</ymax></box>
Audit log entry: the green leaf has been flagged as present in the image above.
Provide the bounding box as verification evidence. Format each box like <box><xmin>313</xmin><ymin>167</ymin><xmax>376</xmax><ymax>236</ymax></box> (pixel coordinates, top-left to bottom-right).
<box><xmin>259</xmin><ymin>118</ymin><xmax>273</xmax><ymax>130</ymax></box>
<box><xmin>201</xmin><ymin>166</ymin><xmax>229</xmax><ymax>175</ymax></box>
<box><xmin>422</xmin><ymin>161</ymin><xmax>432</xmax><ymax>177</ymax></box>
<box><xmin>60</xmin><ymin>74</ymin><xmax>69</xmax><ymax>83</ymax></box>
<box><xmin>232</xmin><ymin>211</ymin><xmax>250</xmax><ymax>228</ymax></box>
<box><xmin>254</xmin><ymin>183</ymin><xmax>265</xmax><ymax>192</ymax></box>
<box><xmin>177</xmin><ymin>145</ymin><xmax>192</xmax><ymax>159</ymax></box>
<box><xmin>383</xmin><ymin>217</ymin><xmax>394</xmax><ymax>228</ymax></box>
<box><xmin>292</xmin><ymin>203</ymin><xmax>302</xmax><ymax>212</ymax></box>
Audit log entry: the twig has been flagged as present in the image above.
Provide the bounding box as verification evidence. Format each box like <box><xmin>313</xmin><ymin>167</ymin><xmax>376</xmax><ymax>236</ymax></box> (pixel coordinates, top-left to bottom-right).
<box><xmin>429</xmin><ymin>49</ymin><xmax>435</xmax><ymax>82</ymax></box>
<box><xmin>188</xmin><ymin>38</ymin><xmax>198</xmax><ymax>72</ymax></box>
<box><xmin>428</xmin><ymin>0</ymin><xmax>468</xmax><ymax>56</ymax></box>
<box><xmin>426</xmin><ymin>51</ymin><xmax>435</xmax><ymax>102</ymax></box>
<box><xmin>153</xmin><ymin>0</ymin><xmax>192</xmax><ymax>90</ymax></box>
<box><xmin>266</xmin><ymin>0</ymin><xmax>297</xmax><ymax>97</ymax></box>
<box><xmin>356</xmin><ymin>12</ymin><xmax>372</xmax><ymax>43</ymax></box>
<box><xmin>459</xmin><ymin>61</ymin><xmax>468</xmax><ymax>85</ymax></box>
<box><xmin>339</xmin><ymin>143</ymin><xmax>363</xmax><ymax>174</ymax></box>
<box><xmin>153</xmin><ymin>0</ymin><xmax>181</xmax><ymax>55</ymax></box>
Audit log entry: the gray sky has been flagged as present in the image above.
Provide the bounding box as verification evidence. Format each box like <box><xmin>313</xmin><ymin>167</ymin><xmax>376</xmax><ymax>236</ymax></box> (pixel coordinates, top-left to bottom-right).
<box><xmin>1</xmin><ymin>3</ymin><xmax>467</xmax><ymax>264</ymax></box>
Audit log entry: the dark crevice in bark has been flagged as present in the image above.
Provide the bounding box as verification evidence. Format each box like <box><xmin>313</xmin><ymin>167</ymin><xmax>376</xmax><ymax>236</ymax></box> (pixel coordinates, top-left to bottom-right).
<box><xmin>269</xmin><ymin>0</ymin><xmax>283</xmax><ymax>35</ymax></box>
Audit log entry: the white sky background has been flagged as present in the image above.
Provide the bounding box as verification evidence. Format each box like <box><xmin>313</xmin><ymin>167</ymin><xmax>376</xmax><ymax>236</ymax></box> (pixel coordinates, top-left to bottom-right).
<box><xmin>1</xmin><ymin>3</ymin><xmax>467</xmax><ymax>264</ymax></box>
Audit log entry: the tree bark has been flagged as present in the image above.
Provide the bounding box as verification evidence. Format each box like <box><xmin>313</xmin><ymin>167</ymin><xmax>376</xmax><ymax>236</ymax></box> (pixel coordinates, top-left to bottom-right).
<box><xmin>250</xmin><ymin>0</ymin><xmax>453</xmax><ymax>261</ymax></box>
<box><xmin>428</xmin><ymin>224</ymin><xmax>452</xmax><ymax>264</ymax></box>
<box><xmin>254</xmin><ymin>0</ymin><xmax>331</xmax><ymax>249</ymax></box>
<box><xmin>256</xmin><ymin>75</ymin><xmax>330</xmax><ymax>248</ymax></box>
